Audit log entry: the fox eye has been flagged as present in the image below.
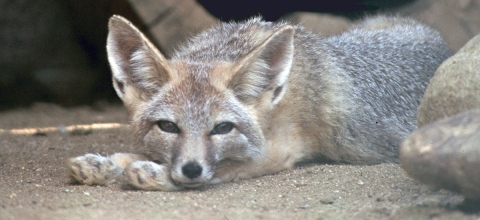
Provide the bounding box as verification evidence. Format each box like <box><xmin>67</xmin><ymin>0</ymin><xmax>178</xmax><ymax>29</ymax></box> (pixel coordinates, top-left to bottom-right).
<box><xmin>157</xmin><ymin>120</ymin><xmax>180</xmax><ymax>133</ymax></box>
<box><xmin>211</xmin><ymin>122</ymin><xmax>234</xmax><ymax>135</ymax></box>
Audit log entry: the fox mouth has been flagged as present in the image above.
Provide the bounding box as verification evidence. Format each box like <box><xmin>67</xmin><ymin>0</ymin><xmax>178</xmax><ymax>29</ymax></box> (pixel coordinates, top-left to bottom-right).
<box><xmin>172</xmin><ymin>179</ymin><xmax>205</xmax><ymax>188</ymax></box>
<box><xmin>181</xmin><ymin>182</ymin><xmax>203</xmax><ymax>188</ymax></box>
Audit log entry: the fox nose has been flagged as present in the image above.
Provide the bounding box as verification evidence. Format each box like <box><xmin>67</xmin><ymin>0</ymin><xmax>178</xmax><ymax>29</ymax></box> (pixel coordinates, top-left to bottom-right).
<box><xmin>182</xmin><ymin>162</ymin><xmax>203</xmax><ymax>179</ymax></box>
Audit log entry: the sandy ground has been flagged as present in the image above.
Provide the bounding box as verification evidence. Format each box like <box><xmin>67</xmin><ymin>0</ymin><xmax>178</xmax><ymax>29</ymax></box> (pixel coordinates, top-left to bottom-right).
<box><xmin>0</xmin><ymin>103</ymin><xmax>479</xmax><ymax>220</ymax></box>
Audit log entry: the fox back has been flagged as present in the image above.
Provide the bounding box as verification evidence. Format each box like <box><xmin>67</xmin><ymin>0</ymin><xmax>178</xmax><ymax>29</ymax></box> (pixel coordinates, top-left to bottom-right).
<box><xmin>106</xmin><ymin>15</ymin><xmax>449</xmax><ymax>185</ymax></box>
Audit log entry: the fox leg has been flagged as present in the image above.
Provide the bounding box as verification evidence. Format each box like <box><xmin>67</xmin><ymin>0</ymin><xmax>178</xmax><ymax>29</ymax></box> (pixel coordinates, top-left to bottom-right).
<box><xmin>211</xmin><ymin>156</ymin><xmax>296</xmax><ymax>184</ymax></box>
<box><xmin>124</xmin><ymin>161</ymin><xmax>182</xmax><ymax>191</ymax></box>
<box><xmin>68</xmin><ymin>153</ymin><xmax>146</xmax><ymax>185</ymax></box>
<box><xmin>68</xmin><ymin>153</ymin><xmax>181</xmax><ymax>191</ymax></box>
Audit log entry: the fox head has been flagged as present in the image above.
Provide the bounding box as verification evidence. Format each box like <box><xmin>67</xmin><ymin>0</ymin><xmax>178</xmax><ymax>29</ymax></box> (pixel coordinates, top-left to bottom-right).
<box><xmin>106</xmin><ymin>15</ymin><xmax>294</xmax><ymax>187</ymax></box>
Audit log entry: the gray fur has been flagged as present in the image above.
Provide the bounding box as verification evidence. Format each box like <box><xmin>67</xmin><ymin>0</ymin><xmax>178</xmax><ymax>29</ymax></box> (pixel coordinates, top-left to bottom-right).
<box><xmin>68</xmin><ymin>15</ymin><xmax>451</xmax><ymax>191</ymax></box>
<box><xmin>171</xmin><ymin>16</ymin><xmax>450</xmax><ymax>164</ymax></box>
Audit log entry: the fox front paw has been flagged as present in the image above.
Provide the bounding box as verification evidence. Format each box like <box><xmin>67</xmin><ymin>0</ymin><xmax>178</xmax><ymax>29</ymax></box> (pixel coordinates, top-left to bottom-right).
<box><xmin>68</xmin><ymin>154</ymin><xmax>123</xmax><ymax>185</ymax></box>
<box><xmin>124</xmin><ymin>161</ymin><xmax>181</xmax><ymax>191</ymax></box>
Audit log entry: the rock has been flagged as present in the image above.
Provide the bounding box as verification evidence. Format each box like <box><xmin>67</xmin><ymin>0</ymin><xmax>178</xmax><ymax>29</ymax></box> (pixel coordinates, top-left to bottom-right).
<box><xmin>0</xmin><ymin>0</ymin><xmax>102</xmax><ymax>107</ymax></box>
<box><xmin>281</xmin><ymin>12</ymin><xmax>351</xmax><ymax>37</ymax></box>
<box><xmin>0</xmin><ymin>0</ymin><xmax>89</xmax><ymax>68</ymax></box>
<box><xmin>67</xmin><ymin>0</ymin><xmax>145</xmax><ymax>66</ymax></box>
<box><xmin>33</xmin><ymin>68</ymin><xmax>98</xmax><ymax>106</ymax></box>
<box><xmin>417</xmin><ymin>33</ymin><xmax>480</xmax><ymax>127</ymax></box>
<box><xmin>395</xmin><ymin>0</ymin><xmax>480</xmax><ymax>53</ymax></box>
<box><xmin>128</xmin><ymin>0</ymin><xmax>219</xmax><ymax>57</ymax></box>
<box><xmin>400</xmin><ymin>110</ymin><xmax>480</xmax><ymax>199</ymax></box>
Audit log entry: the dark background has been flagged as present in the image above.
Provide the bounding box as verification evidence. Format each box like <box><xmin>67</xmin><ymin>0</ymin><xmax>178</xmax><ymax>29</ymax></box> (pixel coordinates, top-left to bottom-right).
<box><xmin>198</xmin><ymin>0</ymin><xmax>414</xmax><ymax>21</ymax></box>
<box><xmin>0</xmin><ymin>0</ymin><xmax>434</xmax><ymax>110</ymax></box>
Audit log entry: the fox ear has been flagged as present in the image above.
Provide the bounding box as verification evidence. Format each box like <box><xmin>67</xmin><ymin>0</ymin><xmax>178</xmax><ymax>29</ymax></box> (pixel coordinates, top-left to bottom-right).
<box><xmin>228</xmin><ymin>25</ymin><xmax>294</xmax><ymax>106</ymax></box>
<box><xmin>106</xmin><ymin>15</ymin><xmax>173</xmax><ymax>104</ymax></box>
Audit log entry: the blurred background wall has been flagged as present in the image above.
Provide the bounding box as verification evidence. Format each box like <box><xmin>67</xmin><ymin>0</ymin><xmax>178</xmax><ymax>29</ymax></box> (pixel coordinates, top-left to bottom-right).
<box><xmin>0</xmin><ymin>0</ymin><xmax>479</xmax><ymax>110</ymax></box>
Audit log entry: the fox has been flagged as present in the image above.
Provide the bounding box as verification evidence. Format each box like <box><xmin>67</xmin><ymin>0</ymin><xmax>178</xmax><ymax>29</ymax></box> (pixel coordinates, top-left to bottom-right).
<box><xmin>68</xmin><ymin>15</ymin><xmax>450</xmax><ymax>191</ymax></box>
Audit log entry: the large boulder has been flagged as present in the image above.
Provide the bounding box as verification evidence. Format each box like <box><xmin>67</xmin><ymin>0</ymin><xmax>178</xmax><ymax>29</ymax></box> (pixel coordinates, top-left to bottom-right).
<box><xmin>0</xmin><ymin>0</ymin><xmax>103</xmax><ymax>107</ymax></box>
<box><xmin>395</xmin><ymin>0</ymin><xmax>480</xmax><ymax>53</ymax></box>
<box><xmin>401</xmin><ymin>110</ymin><xmax>480</xmax><ymax>199</ymax></box>
<box><xmin>128</xmin><ymin>0</ymin><xmax>219</xmax><ymax>57</ymax></box>
<box><xmin>417</xmin><ymin>33</ymin><xmax>480</xmax><ymax>127</ymax></box>
<box><xmin>281</xmin><ymin>12</ymin><xmax>351</xmax><ymax>37</ymax></box>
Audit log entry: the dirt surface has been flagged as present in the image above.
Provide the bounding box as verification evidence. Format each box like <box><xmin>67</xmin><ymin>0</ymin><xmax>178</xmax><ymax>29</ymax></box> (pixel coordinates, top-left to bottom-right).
<box><xmin>1</xmin><ymin>103</ymin><xmax>479</xmax><ymax>220</ymax></box>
